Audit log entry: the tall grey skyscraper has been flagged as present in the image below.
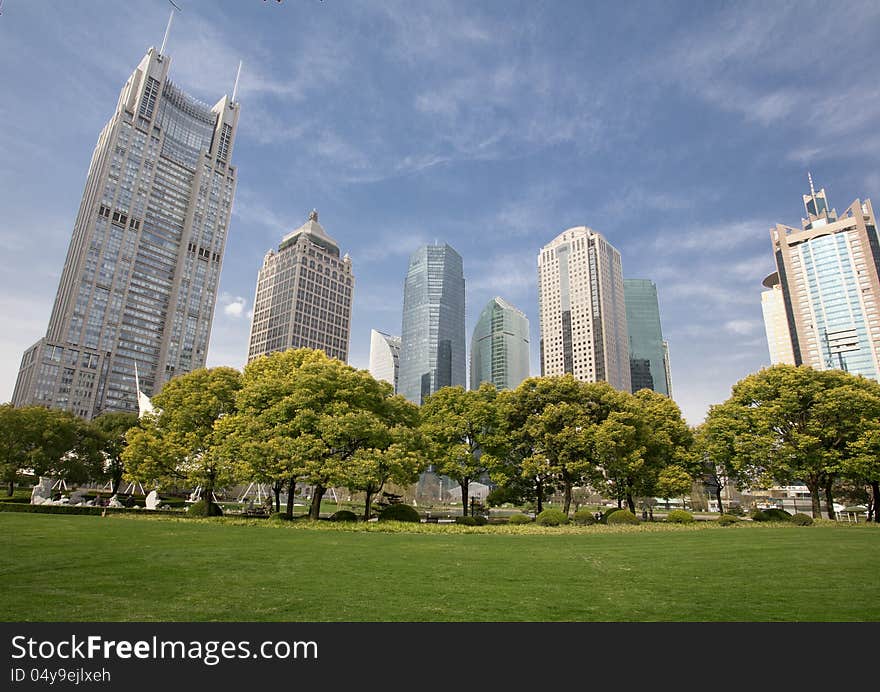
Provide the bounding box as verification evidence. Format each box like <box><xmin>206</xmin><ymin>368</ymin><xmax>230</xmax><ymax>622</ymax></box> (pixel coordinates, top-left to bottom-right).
<box><xmin>12</xmin><ymin>46</ymin><xmax>239</xmax><ymax>418</ymax></box>
<box><xmin>398</xmin><ymin>243</ymin><xmax>466</xmax><ymax>404</ymax></box>
<box><xmin>368</xmin><ymin>329</ymin><xmax>401</xmax><ymax>392</ymax></box>
<box><xmin>247</xmin><ymin>211</ymin><xmax>353</xmax><ymax>363</ymax></box>
<box><xmin>768</xmin><ymin>177</ymin><xmax>880</xmax><ymax>379</ymax></box>
<box><xmin>470</xmin><ymin>297</ymin><xmax>530</xmax><ymax>391</ymax></box>
<box><xmin>623</xmin><ymin>279</ymin><xmax>671</xmax><ymax>396</ymax></box>
<box><xmin>537</xmin><ymin>226</ymin><xmax>630</xmax><ymax>391</ymax></box>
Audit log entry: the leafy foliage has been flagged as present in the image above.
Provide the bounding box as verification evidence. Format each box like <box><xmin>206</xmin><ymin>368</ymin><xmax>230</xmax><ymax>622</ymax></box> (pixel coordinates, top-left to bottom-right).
<box><xmin>665</xmin><ymin>509</ymin><xmax>694</xmax><ymax>524</ymax></box>
<box><xmin>378</xmin><ymin>503</ymin><xmax>421</xmax><ymax>522</ymax></box>
<box><xmin>791</xmin><ymin>513</ymin><xmax>814</xmax><ymax>526</ymax></box>
<box><xmin>536</xmin><ymin>508</ymin><xmax>569</xmax><ymax>526</ymax></box>
<box><xmin>187</xmin><ymin>500</ymin><xmax>223</xmax><ymax>517</ymax></box>
<box><xmin>606</xmin><ymin>509</ymin><xmax>640</xmax><ymax>525</ymax></box>
<box><xmin>572</xmin><ymin>508</ymin><xmax>597</xmax><ymax>525</ymax></box>
<box><xmin>329</xmin><ymin>510</ymin><xmax>358</xmax><ymax>522</ymax></box>
<box><xmin>717</xmin><ymin>514</ymin><xmax>740</xmax><ymax>526</ymax></box>
<box><xmin>507</xmin><ymin>513</ymin><xmax>532</xmax><ymax>525</ymax></box>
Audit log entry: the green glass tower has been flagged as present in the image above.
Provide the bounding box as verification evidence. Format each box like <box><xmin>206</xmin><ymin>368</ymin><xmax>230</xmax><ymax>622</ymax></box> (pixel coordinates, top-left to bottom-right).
<box><xmin>470</xmin><ymin>297</ymin><xmax>530</xmax><ymax>391</ymax></box>
<box><xmin>623</xmin><ymin>279</ymin><xmax>671</xmax><ymax>396</ymax></box>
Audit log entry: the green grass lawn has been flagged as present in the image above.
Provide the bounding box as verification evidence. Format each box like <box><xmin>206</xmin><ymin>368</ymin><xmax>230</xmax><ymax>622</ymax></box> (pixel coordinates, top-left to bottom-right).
<box><xmin>1</xmin><ymin>513</ymin><xmax>877</xmax><ymax>621</ymax></box>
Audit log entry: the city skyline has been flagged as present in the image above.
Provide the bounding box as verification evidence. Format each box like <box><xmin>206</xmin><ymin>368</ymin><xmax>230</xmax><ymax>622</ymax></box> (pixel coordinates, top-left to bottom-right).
<box><xmin>4</xmin><ymin>1</ymin><xmax>880</xmax><ymax>423</ymax></box>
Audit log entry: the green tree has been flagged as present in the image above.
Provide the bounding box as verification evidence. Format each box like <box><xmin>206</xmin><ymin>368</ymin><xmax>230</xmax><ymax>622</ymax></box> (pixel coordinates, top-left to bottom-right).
<box><xmin>656</xmin><ymin>465</ymin><xmax>694</xmax><ymax>510</ymax></box>
<box><xmin>90</xmin><ymin>412</ymin><xmax>139</xmax><ymax>494</ymax></box>
<box><xmin>846</xmin><ymin>427</ymin><xmax>880</xmax><ymax>522</ymax></box>
<box><xmin>0</xmin><ymin>405</ymin><xmax>79</xmax><ymax>495</ymax></box>
<box><xmin>123</xmin><ymin>367</ymin><xmax>241</xmax><ymax>513</ymax></box>
<box><xmin>420</xmin><ymin>383</ymin><xmax>502</xmax><ymax>517</ymax></box>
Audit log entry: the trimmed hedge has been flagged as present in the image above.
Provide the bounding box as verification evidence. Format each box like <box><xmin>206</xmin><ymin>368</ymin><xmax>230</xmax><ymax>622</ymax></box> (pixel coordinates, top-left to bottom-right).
<box><xmin>329</xmin><ymin>510</ymin><xmax>358</xmax><ymax>522</ymax></box>
<box><xmin>455</xmin><ymin>516</ymin><xmax>478</xmax><ymax>526</ymax></box>
<box><xmin>187</xmin><ymin>500</ymin><xmax>224</xmax><ymax>517</ymax></box>
<box><xmin>536</xmin><ymin>509</ymin><xmax>569</xmax><ymax>526</ymax></box>
<box><xmin>791</xmin><ymin>513</ymin><xmax>814</xmax><ymax>526</ymax></box>
<box><xmin>717</xmin><ymin>514</ymin><xmax>740</xmax><ymax>526</ymax></box>
<box><xmin>606</xmin><ymin>509</ymin><xmax>640</xmax><ymax>525</ymax></box>
<box><xmin>378</xmin><ymin>503</ymin><xmax>421</xmax><ymax>523</ymax></box>
<box><xmin>507</xmin><ymin>513</ymin><xmax>532</xmax><ymax>525</ymax></box>
<box><xmin>665</xmin><ymin>509</ymin><xmax>694</xmax><ymax>524</ymax></box>
<box><xmin>0</xmin><ymin>502</ymin><xmax>180</xmax><ymax>517</ymax></box>
<box><xmin>763</xmin><ymin>508</ymin><xmax>792</xmax><ymax>521</ymax></box>
<box><xmin>473</xmin><ymin>515</ymin><xmax>488</xmax><ymax>526</ymax></box>
<box><xmin>572</xmin><ymin>509</ymin><xmax>597</xmax><ymax>526</ymax></box>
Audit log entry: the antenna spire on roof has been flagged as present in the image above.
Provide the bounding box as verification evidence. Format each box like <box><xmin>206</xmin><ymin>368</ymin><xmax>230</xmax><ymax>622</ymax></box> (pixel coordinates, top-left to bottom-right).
<box><xmin>231</xmin><ymin>60</ymin><xmax>242</xmax><ymax>104</ymax></box>
<box><xmin>808</xmin><ymin>171</ymin><xmax>816</xmax><ymax>199</ymax></box>
<box><xmin>160</xmin><ymin>9</ymin><xmax>175</xmax><ymax>56</ymax></box>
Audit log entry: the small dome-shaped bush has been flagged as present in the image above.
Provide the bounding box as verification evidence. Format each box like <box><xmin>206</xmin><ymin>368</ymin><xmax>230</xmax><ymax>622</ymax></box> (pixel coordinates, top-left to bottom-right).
<box><xmin>606</xmin><ymin>509</ymin><xmax>640</xmax><ymax>525</ymax></box>
<box><xmin>537</xmin><ymin>508</ymin><xmax>569</xmax><ymax>526</ymax></box>
<box><xmin>791</xmin><ymin>513</ymin><xmax>814</xmax><ymax>526</ymax></box>
<box><xmin>572</xmin><ymin>509</ymin><xmax>597</xmax><ymax>525</ymax></box>
<box><xmin>378</xmin><ymin>503</ymin><xmax>421</xmax><ymax>523</ymax></box>
<box><xmin>600</xmin><ymin>507</ymin><xmax>621</xmax><ymax>524</ymax></box>
<box><xmin>717</xmin><ymin>514</ymin><xmax>740</xmax><ymax>526</ymax></box>
<box><xmin>665</xmin><ymin>509</ymin><xmax>694</xmax><ymax>524</ymax></box>
<box><xmin>750</xmin><ymin>509</ymin><xmax>770</xmax><ymax>522</ymax></box>
<box><xmin>763</xmin><ymin>508</ymin><xmax>792</xmax><ymax>521</ymax></box>
<box><xmin>187</xmin><ymin>500</ymin><xmax>223</xmax><ymax>517</ymax></box>
<box><xmin>455</xmin><ymin>515</ymin><xmax>478</xmax><ymax>526</ymax></box>
<box><xmin>329</xmin><ymin>510</ymin><xmax>358</xmax><ymax>522</ymax></box>
<box><xmin>507</xmin><ymin>513</ymin><xmax>532</xmax><ymax>525</ymax></box>
<box><xmin>473</xmin><ymin>515</ymin><xmax>488</xmax><ymax>526</ymax></box>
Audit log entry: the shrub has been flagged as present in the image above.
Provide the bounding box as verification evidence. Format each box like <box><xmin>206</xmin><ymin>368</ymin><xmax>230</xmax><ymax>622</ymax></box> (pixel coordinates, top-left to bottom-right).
<box><xmin>727</xmin><ymin>504</ymin><xmax>745</xmax><ymax>516</ymax></box>
<box><xmin>329</xmin><ymin>510</ymin><xmax>358</xmax><ymax>522</ymax></box>
<box><xmin>378</xmin><ymin>503</ymin><xmax>420</xmax><ymax>523</ymax></box>
<box><xmin>665</xmin><ymin>509</ymin><xmax>694</xmax><ymax>524</ymax></box>
<box><xmin>187</xmin><ymin>500</ymin><xmax>223</xmax><ymax>517</ymax></box>
<box><xmin>473</xmin><ymin>515</ymin><xmax>488</xmax><ymax>526</ymax></box>
<box><xmin>507</xmin><ymin>513</ymin><xmax>532</xmax><ymax>525</ymax></box>
<box><xmin>455</xmin><ymin>516</ymin><xmax>478</xmax><ymax>526</ymax></box>
<box><xmin>599</xmin><ymin>507</ymin><xmax>621</xmax><ymax>524</ymax></box>
<box><xmin>572</xmin><ymin>509</ymin><xmax>597</xmax><ymax>526</ymax></box>
<box><xmin>606</xmin><ymin>509</ymin><xmax>640</xmax><ymax>525</ymax></box>
<box><xmin>717</xmin><ymin>514</ymin><xmax>740</xmax><ymax>526</ymax></box>
<box><xmin>536</xmin><ymin>508</ymin><xmax>569</xmax><ymax>526</ymax></box>
<box><xmin>763</xmin><ymin>508</ymin><xmax>792</xmax><ymax>521</ymax></box>
<box><xmin>750</xmin><ymin>509</ymin><xmax>771</xmax><ymax>522</ymax></box>
<box><xmin>791</xmin><ymin>513</ymin><xmax>814</xmax><ymax>526</ymax></box>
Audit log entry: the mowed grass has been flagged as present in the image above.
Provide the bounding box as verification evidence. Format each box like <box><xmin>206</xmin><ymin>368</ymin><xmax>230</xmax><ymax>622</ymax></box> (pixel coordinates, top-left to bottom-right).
<box><xmin>1</xmin><ymin>514</ymin><xmax>878</xmax><ymax>621</ymax></box>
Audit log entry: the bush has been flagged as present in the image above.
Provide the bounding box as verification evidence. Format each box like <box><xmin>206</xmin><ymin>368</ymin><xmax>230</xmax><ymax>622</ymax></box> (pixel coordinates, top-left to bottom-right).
<box><xmin>763</xmin><ymin>508</ymin><xmax>792</xmax><ymax>521</ymax></box>
<box><xmin>717</xmin><ymin>514</ymin><xmax>740</xmax><ymax>526</ymax></box>
<box><xmin>329</xmin><ymin>510</ymin><xmax>358</xmax><ymax>522</ymax></box>
<box><xmin>599</xmin><ymin>507</ymin><xmax>622</xmax><ymax>524</ymax></box>
<box><xmin>606</xmin><ymin>509</ymin><xmax>640</xmax><ymax>525</ymax></box>
<box><xmin>455</xmin><ymin>515</ymin><xmax>478</xmax><ymax>526</ymax></box>
<box><xmin>507</xmin><ymin>513</ymin><xmax>532</xmax><ymax>525</ymax></box>
<box><xmin>572</xmin><ymin>509</ymin><xmax>597</xmax><ymax>525</ymax></box>
<box><xmin>378</xmin><ymin>503</ymin><xmax>421</xmax><ymax>523</ymax></box>
<box><xmin>473</xmin><ymin>515</ymin><xmax>488</xmax><ymax>526</ymax></box>
<box><xmin>791</xmin><ymin>513</ymin><xmax>814</xmax><ymax>526</ymax></box>
<box><xmin>665</xmin><ymin>509</ymin><xmax>694</xmax><ymax>524</ymax></box>
<box><xmin>536</xmin><ymin>509</ymin><xmax>569</xmax><ymax>526</ymax></box>
<box><xmin>750</xmin><ymin>509</ymin><xmax>770</xmax><ymax>522</ymax></box>
<box><xmin>187</xmin><ymin>500</ymin><xmax>223</xmax><ymax>517</ymax></box>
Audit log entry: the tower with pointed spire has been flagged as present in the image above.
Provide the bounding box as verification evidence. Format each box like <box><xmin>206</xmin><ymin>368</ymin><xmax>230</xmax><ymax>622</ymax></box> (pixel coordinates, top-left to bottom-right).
<box><xmin>247</xmin><ymin>210</ymin><xmax>354</xmax><ymax>363</ymax></box>
<box><xmin>764</xmin><ymin>177</ymin><xmax>880</xmax><ymax>379</ymax></box>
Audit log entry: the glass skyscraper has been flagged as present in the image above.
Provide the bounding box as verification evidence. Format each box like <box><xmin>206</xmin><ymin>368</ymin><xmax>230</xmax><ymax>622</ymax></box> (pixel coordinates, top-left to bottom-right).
<box><xmin>12</xmin><ymin>46</ymin><xmax>239</xmax><ymax>418</ymax></box>
<box><xmin>398</xmin><ymin>243</ymin><xmax>466</xmax><ymax>404</ymax></box>
<box><xmin>623</xmin><ymin>279</ymin><xmax>671</xmax><ymax>396</ymax></box>
<box><xmin>368</xmin><ymin>329</ymin><xmax>401</xmax><ymax>392</ymax></box>
<box><xmin>470</xmin><ymin>297</ymin><xmax>530</xmax><ymax>391</ymax></box>
<box><xmin>769</xmin><ymin>178</ymin><xmax>880</xmax><ymax>380</ymax></box>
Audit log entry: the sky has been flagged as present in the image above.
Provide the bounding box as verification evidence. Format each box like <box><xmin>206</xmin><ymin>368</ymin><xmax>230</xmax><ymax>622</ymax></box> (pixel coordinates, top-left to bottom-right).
<box><xmin>2</xmin><ymin>0</ymin><xmax>880</xmax><ymax>424</ymax></box>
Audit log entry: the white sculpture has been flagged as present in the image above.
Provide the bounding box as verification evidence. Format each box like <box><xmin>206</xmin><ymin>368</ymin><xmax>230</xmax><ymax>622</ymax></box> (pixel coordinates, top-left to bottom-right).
<box><xmin>108</xmin><ymin>494</ymin><xmax>124</xmax><ymax>508</ymax></box>
<box><xmin>145</xmin><ymin>490</ymin><xmax>161</xmax><ymax>510</ymax></box>
<box><xmin>30</xmin><ymin>477</ymin><xmax>54</xmax><ymax>505</ymax></box>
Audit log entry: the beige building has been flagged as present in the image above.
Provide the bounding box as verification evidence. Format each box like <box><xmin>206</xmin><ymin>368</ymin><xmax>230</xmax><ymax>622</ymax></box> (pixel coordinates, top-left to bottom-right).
<box><xmin>247</xmin><ymin>211</ymin><xmax>353</xmax><ymax>363</ymax></box>
<box><xmin>537</xmin><ymin>226</ymin><xmax>631</xmax><ymax>391</ymax></box>
<box><xmin>760</xmin><ymin>272</ymin><xmax>796</xmax><ymax>364</ymax></box>
<box><xmin>769</xmin><ymin>179</ymin><xmax>880</xmax><ymax>379</ymax></box>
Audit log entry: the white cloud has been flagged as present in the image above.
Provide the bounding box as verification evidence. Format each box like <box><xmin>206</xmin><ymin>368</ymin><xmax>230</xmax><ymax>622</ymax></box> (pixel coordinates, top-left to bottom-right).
<box><xmin>220</xmin><ymin>294</ymin><xmax>247</xmax><ymax>319</ymax></box>
<box><xmin>724</xmin><ymin>319</ymin><xmax>761</xmax><ymax>336</ymax></box>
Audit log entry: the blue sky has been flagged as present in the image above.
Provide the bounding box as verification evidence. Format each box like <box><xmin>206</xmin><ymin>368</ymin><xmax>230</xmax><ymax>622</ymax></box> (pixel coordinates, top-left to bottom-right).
<box><xmin>2</xmin><ymin>0</ymin><xmax>880</xmax><ymax>424</ymax></box>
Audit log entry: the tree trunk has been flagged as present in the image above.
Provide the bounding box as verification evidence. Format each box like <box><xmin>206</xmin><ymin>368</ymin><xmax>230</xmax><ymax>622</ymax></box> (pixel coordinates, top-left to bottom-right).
<box><xmin>7</xmin><ymin>480</ymin><xmax>14</xmax><ymax>497</ymax></box>
<box><xmin>536</xmin><ymin>479</ymin><xmax>544</xmax><ymax>514</ymax></box>
<box><xmin>714</xmin><ymin>485</ymin><xmax>724</xmax><ymax>515</ymax></box>
<box><xmin>824</xmin><ymin>479</ymin><xmax>836</xmax><ymax>521</ymax></box>
<box><xmin>204</xmin><ymin>476</ymin><xmax>217</xmax><ymax>515</ymax></box>
<box><xmin>460</xmin><ymin>480</ymin><xmax>469</xmax><ymax>517</ymax></box>
<box><xmin>285</xmin><ymin>477</ymin><xmax>296</xmax><ymax>518</ymax></box>
<box><xmin>273</xmin><ymin>481</ymin><xmax>282</xmax><ymax>513</ymax></box>
<box><xmin>111</xmin><ymin>474</ymin><xmax>121</xmax><ymax>495</ymax></box>
<box><xmin>626</xmin><ymin>492</ymin><xmax>636</xmax><ymax>515</ymax></box>
<box><xmin>617</xmin><ymin>497</ymin><xmax>623</xmax><ymax>509</ymax></box>
<box><xmin>562</xmin><ymin>480</ymin><xmax>572</xmax><ymax>515</ymax></box>
<box><xmin>871</xmin><ymin>481</ymin><xmax>880</xmax><ymax>522</ymax></box>
<box><xmin>806</xmin><ymin>479</ymin><xmax>821</xmax><ymax>518</ymax></box>
<box><xmin>309</xmin><ymin>484</ymin><xmax>325</xmax><ymax>520</ymax></box>
<box><xmin>364</xmin><ymin>486</ymin><xmax>374</xmax><ymax>522</ymax></box>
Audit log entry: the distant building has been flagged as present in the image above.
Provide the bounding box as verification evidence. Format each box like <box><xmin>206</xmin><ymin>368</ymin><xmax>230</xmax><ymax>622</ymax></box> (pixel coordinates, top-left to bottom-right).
<box><xmin>768</xmin><ymin>176</ymin><xmax>880</xmax><ymax>379</ymax></box>
<box><xmin>537</xmin><ymin>226</ymin><xmax>630</xmax><ymax>391</ymax></box>
<box><xmin>247</xmin><ymin>210</ymin><xmax>353</xmax><ymax>363</ymax></box>
<box><xmin>12</xmin><ymin>45</ymin><xmax>239</xmax><ymax>418</ymax></box>
<box><xmin>623</xmin><ymin>279</ymin><xmax>671</xmax><ymax>396</ymax></box>
<box><xmin>398</xmin><ymin>243</ymin><xmax>466</xmax><ymax>404</ymax></box>
<box><xmin>470</xmin><ymin>297</ymin><xmax>530</xmax><ymax>391</ymax></box>
<box><xmin>760</xmin><ymin>271</ymin><xmax>796</xmax><ymax>365</ymax></box>
<box><xmin>369</xmin><ymin>329</ymin><xmax>401</xmax><ymax>392</ymax></box>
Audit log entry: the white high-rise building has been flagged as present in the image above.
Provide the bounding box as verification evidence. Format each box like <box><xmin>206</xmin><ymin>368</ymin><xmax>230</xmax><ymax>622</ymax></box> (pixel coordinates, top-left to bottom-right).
<box><xmin>369</xmin><ymin>329</ymin><xmax>401</xmax><ymax>392</ymax></box>
<box><xmin>247</xmin><ymin>211</ymin><xmax>353</xmax><ymax>363</ymax></box>
<box><xmin>13</xmin><ymin>45</ymin><xmax>240</xmax><ymax>418</ymax></box>
<box><xmin>760</xmin><ymin>272</ymin><xmax>796</xmax><ymax>365</ymax></box>
<box><xmin>537</xmin><ymin>226</ymin><xmax>630</xmax><ymax>391</ymax></box>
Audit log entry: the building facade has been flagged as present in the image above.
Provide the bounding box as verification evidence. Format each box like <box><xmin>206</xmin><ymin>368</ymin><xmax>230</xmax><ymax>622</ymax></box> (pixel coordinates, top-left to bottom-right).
<box><xmin>13</xmin><ymin>46</ymin><xmax>239</xmax><ymax>418</ymax></box>
<box><xmin>623</xmin><ymin>279</ymin><xmax>671</xmax><ymax>396</ymax></box>
<box><xmin>537</xmin><ymin>226</ymin><xmax>631</xmax><ymax>391</ymax></box>
<box><xmin>247</xmin><ymin>211</ymin><xmax>353</xmax><ymax>363</ymax></box>
<box><xmin>769</xmin><ymin>179</ymin><xmax>880</xmax><ymax>379</ymax></box>
<box><xmin>369</xmin><ymin>329</ymin><xmax>401</xmax><ymax>392</ymax></box>
<box><xmin>398</xmin><ymin>243</ymin><xmax>466</xmax><ymax>404</ymax></box>
<box><xmin>470</xmin><ymin>297</ymin><xmax>530</xmax><ymax>391</ymax></box>
<box><xmin>760</xmin><ymin>271</ymin><xmax>796</xmax><ymax>365</ymax></box>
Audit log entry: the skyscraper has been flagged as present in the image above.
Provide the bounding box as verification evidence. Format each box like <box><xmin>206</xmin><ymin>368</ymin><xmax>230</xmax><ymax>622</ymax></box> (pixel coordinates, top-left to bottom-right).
<box><xmin>760</xmin><ymin>271</ymin><xmax>796</xmax><ymax>365</ymax></box>
<box><xmin>769</xmin><ymin>177</ymin><xmax>880</xmax><ymax>379</ymax></box>
<box><xmin>398</xmin><ymin>243</ymin><xmax>466</xmax><ymax>404</ymax></box>
<box><xmin>12</xmin><ymin>46</ymin><xmax>239</xmax><ymax>418</ymax></box>
<box><xmin>537</xmin><ymin>226</ymin><xmax>631</xmax><ymax>391</ymax></box>
<box><xmin>623</xmin><ymin>279</ymin><xmax>671</xmax><ymax>396</ymax></box>
<box><xmin>369</xmin><ymin>329</ymin><xmax>401</xmax><ymax>392</ymax></box>
<box><xmin>247</xmin><ymin>211</ymin><xmax>353</xmax><ymax>363</ymax></box>
<box><xmin>470</xmin><ymin>297</ymin><xmax>530</xmax><ymax>391</ymax></box>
